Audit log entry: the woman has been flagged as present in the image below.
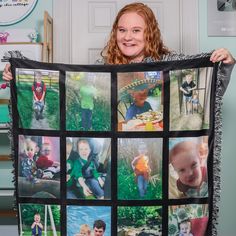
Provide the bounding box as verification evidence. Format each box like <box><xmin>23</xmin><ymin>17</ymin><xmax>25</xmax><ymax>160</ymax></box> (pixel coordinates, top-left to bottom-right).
<box><xmin>3</xmin><ymin>3</ymin><xmax>235</xmax><ymax>87</ymax></box>
<box><xmin>98</xmin><ymin>2</ymin><xmax>235</xmax><ymax>95</ymax></box>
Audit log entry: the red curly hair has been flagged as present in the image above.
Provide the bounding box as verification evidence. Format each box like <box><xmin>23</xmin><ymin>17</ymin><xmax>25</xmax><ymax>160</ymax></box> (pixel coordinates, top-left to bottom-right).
<box><xmin>101</xmin><ymin>2</ymin><xmax>169</xmax><ymax>64</ymax></box>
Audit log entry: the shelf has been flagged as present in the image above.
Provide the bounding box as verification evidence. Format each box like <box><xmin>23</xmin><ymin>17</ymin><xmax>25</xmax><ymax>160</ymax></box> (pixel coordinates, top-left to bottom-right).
<box><xmin>0</xmin><ymin>42</ymin><xmax>43</xmax><ymax>45</ymax></box>
<box><xmin>0</xmin><ymin>128</ymin><xmax>9</xmax><ymax>133</ymax></box>
<box><xmin>0</xmin><ymin>155</ymin><xmax>11</xmax><ymax>161</ymax></box>
<box><xmin>0</xmin><ymin>189</ymin><xmax>14</xmax><ymax>196</ymax></box>
<box><xmin>0</xmin><ymin>210</ymin><xmax>16</xmax><ymax>217</ymax></box>
<box><xmin>0</xmin><ymin>99</ymin><xmax>9</xmax><ymax>105</ymax></box>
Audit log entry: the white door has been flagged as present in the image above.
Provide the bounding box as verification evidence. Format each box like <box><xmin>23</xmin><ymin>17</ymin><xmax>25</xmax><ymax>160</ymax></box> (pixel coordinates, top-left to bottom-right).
<box><xmin>53</xmin><ymin>0</ymin><xmax>198</xmax><ymax>64</ymax></box>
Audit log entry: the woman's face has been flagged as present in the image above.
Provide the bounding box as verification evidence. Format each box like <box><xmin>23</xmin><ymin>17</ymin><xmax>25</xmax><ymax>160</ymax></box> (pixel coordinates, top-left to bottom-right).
<box><xmin>116</xmin><ymin>12</ymin><xmax>146</xmax><ymax>62</ymax></box>
<box><xmin>78</xmin><ymin>142</ymin><xmax>91</xmax><ymax>160</ymax></box>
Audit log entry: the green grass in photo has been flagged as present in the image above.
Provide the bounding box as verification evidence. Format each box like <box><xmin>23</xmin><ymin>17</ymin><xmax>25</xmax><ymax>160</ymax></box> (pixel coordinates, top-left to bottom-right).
<box><xmin>16</xmin><ymin>82</ymin><xmax>59</xmax><ymax>129</ymax></box>
<box><xmin>21</xmin><ymin>230</ymin><xmax>61</xmax><ymax>236</ymax></box>
<box><xmin>17</xmin><ymin>88</ymin><xmax>33</xmax><ymax>128</ymax></box>
<box><xmin>118</xmin><ymin>159</ymin><xmax>162</xmax><ymax>200</ymax></box>
<box><xmin>45</xmin><ymin>89</ymin><xmax>60</xmax><ymax>130</ymax></box>
<box><xmin>118</xmin><ymin>206</ymin><xmax>162</xmax><ymax>227</ymax></box>
<box><xmin>66</xmin><ymin>98</ymin><xmax>111</xmax><ymax>131</ymax></box>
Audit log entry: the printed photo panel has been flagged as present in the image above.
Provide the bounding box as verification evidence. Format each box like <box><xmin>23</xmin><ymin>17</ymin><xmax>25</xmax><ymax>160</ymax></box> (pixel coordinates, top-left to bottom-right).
<box><xmin>169</xmin><ymin>68</ymin><xmax>213</xmax><ymax>131</ymax></box>
<box><xmin>16</xmin><ymin>68</ymin><xmax>60</xmax><ymax>130</ymax></box>
<box><xmin>19</xmin><ymin>203</ymin><xmax>61</xmax><ymax>236</ymax></box>
<box><xmin>118</xmin><ymin>138</ymin><xmax>163</xmax><ymax>200</ymax></box>
<box><xmin>65</xmin><ymin>72</ymin><xmax>111</xmax><ymax>131</ymax></box>
<box><xmin>117</xmin><ymin>71</ymin><xmax>163</xmax><ymax>132</ymax></box>
<box><xmin>169</xmin><ymin>136</ymin><xmax>209</xmax><ymax>199</ymax></box>
<box><xmin>117</xmin><ymin>206</ymin><xmax>162</xmax><ymax>235</ymax></box>
<box><xmin>18</xmin><ymin>135</ymin><xmax>60</xmax><ymax>198</ymax></box>
<box><xmin>67</xmin><ymin>206</ymin><xmax>111</xmax><ymax>236</ymax></box>
<box><xmin>66</xmin><ymin>137</ymin><xmax>111</xmax><ymax>200</ymax></box>
<box><xmin>168</xmin><ymin>204</ymin><xmax>209</xmax><ymax>236</ymax></box>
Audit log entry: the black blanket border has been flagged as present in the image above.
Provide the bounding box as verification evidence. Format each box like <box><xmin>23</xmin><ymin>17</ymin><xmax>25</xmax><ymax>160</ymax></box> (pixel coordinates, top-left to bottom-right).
<box><xmin>9</xmin><ymin>57</ymin><xmax>220</xmax><ymax>236</ymax></box>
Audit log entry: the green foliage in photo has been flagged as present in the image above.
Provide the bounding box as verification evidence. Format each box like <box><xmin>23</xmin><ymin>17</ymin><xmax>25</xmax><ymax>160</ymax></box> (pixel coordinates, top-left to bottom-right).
<box><xmin>118</xmin><ymin>138</ymin><xmax>162</xmax><ymax>200</ymax></box>
<box><xmin>45</xmin><ymin>89</ymin><xmax>60</xmax><ymax>129</ymax></box>
<box><xmin>20</xmin><ymin>231</ymin><xmax>61</xmax><ymax>236</ymax></box>
<box><xmin>118</xmin><ymin>206</ymin><xmax>162</xmax><ymax>228</ymax></box>
<box><xmin>17</xmin><ymin>88</ymin><xmax>33</xmax><ymax>128</ymax></box>
<box><xmin>20</xmin><ymin>204</ymin><xmax>60</xmax><ymax>234</ymax></box>
<box><xmin>118</xmin><ymin>159</ymin><xmax>162</xmax><ymax>200</ymax></box>
<box><xmin>16</xmin><ymin>77</ymin><xmax>59</xmax><ymax>129</ymax></box>
<box><xmin>66</xmin><ymin>96</ymin><xmax>111</xmax><ymax>131</ymax></box>
<box><xmin>168</xmin><ymin>204</ymin><xmax>209</xmax><ymax>236</ymax></box>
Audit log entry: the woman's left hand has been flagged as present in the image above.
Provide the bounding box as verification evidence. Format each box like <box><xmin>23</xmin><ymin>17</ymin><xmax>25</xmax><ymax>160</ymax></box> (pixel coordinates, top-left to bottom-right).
<box><xmin>210</xmin><ymin>48</ymin><xmax>235</xmax><ymax>64</ymax></box>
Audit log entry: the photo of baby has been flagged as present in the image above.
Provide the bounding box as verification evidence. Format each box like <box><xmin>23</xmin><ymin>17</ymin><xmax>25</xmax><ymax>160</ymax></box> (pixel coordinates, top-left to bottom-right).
<box><xmin>117</xmin><ymin>71</ymin><xmax>163</xmax><ymax>131</ymax></box>
<box><xmin>19</xmin><ymin>203</ymin><xmax>61</xmax><ymax>236</ymax></box>
<box><xmin>118</xmin><ymin>138</ymin><xmax>162</xmax><ymax>200</ymax></box>
<box><xmin>169</xmin><ymin>68</ymin><xmax>212</xmax><ymax>131</ymax></box>
<box><xmin>66</xmin><ymin>137</ymin><xmax>111</xmax><ymax>200</ymax></box>
<box><xmin>16</xmin><ymin>68</ymin><xmax>60</xmax><ymax>130</ymax></box>
<box><xmin>169</xmin><ymin>136</ymin><xmax>209</xmax><ymax>199</ymax></box>
<box><xmin>67</xmin><ymin>206</ymin><xmax>111</xmax><ymax>236</ymax></box>
<box><xmin>18</xmin><ymin>135</ymin><xmax>60</xmax><ymax>198</ymax></box>
<box><xmin>168</xmin><ymin>204</ymin><xmax>209</xmax><ymax>236</ymax></box>
<box><xmin>66</xmin><ymin>72</ymin><xmax>111</xmax><ymax>131</ymax></box>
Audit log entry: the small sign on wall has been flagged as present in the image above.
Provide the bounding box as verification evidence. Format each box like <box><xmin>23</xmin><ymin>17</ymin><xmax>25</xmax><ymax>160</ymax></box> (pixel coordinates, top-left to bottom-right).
<box><xmin>208</xmin><ymin>0</ymin><xmax>236</xmax><ymax>36</ymax></box>
<box><xmin>0</xmin><ymin>0</ymin><xmax>38</xmax><ymax>26</ymax></box>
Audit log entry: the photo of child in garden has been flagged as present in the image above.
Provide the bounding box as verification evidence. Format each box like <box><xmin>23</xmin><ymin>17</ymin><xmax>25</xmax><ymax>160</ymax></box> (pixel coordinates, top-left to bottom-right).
<box><xmin>169</xmin><ymin>68</ymin><xmax>212</xmax><ymax>131</ymax></box>
<box><xmin>117</xmin><ymin>206</ymin><xmax>162</xmax><ymax>236</ymax></box>
<box><xmin>18</xmin><ymin>135</ymin><xmax>60</xmax><ymax>198</ymax></box>
<box><xmin>168</xmin><ymin>204</ymin><xmax>209</xmax><ymax>236</ymax></box>
<box><xmin>16</xmin><ymin>68</ymin><xmax>60</xmax><ymax>130</ymax></box>
<box><xmin>117</xmin><ymin>71</ymin><xmax>163</xmax><ymax>131</ymax></box>
<box><xmin>67</xmin><ymin>206</ymin><xmax>111</xmax><ymax>236</ymax></box>
<box><xmin>32</xmin><ymin>71</ymin><xmax>46</xmax><ymax>121</ymax></box>
<box><xmin>66</xmin><ymin>137</ymin><xmax>111</xmax><ymax>200</ymax></box>
<box><xmin>66</xmin><ymin>72</ymin><xmax>111</xmax><ymax>131</ymax></box>
<box><xmin>19</xmin><ymin>203</ymin><xmax>61</xmax><ymax>236</ymax></box>
<box><xmin>180</xmin><ymin>72</ymin><xmax>196</xmax><ymax>115</ymax></box>
<box><xmin>169</xmin><ymin>136</ymin><xmax>209</xmax><ymax>199</ymax></box>
<box><xmin>31</xmin><ymin>213</ymin><xmax>43</xmax><ymax>236</ymax></box>
<box><xmin>118</xmin><ymin>138</ymin><xmax>162</xmax><ymax>200</ymax></box>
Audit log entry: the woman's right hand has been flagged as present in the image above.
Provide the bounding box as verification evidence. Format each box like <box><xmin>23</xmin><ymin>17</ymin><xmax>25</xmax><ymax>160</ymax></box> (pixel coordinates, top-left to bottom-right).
<box><xmin>3</xmin><ymin>63</ymin><xmax>13</xmax><ymax>81</ymax></box>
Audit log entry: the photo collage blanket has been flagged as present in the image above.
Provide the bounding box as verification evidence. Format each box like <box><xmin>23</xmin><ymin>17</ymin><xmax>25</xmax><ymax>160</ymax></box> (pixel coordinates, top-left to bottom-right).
<box><xmin>10</xmin><ymin>57</ymin><xmax>221</xmax><ymax>236</ymax></box>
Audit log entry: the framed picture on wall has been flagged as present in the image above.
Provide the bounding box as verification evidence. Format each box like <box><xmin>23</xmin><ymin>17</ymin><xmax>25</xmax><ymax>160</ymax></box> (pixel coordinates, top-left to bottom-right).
<box><xmin>208</xmin><ymin>0</ymin><xmax>236</xmax><ymax>36</ymax></box>
<box><xmin>0</xmin><ymin>0</ymin><xmax>38</xmax><ymax>26</ymax></box>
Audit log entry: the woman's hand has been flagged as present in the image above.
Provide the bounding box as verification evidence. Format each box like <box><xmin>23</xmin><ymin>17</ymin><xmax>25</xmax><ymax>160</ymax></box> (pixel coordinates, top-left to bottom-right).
<box><xmin>210</xmin><ymin>48</ymin><xmax>236</xmax><ymax>64</ymax></box>
<box><xmin>3</xmin><ymin>63</ymin><xmax>13</xmax><ymax>81</ymax></box>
